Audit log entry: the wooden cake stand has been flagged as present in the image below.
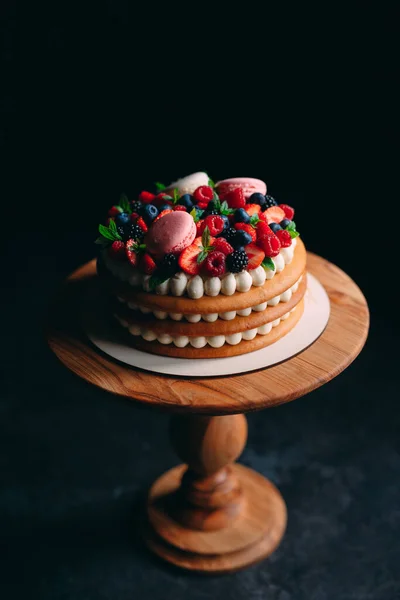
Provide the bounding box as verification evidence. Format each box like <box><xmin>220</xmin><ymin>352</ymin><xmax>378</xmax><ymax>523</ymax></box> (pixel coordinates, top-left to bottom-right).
<box><xmin>46</xmin><ymin>252</ymin><xmax>369</xmax><ymax>573</ymax></box>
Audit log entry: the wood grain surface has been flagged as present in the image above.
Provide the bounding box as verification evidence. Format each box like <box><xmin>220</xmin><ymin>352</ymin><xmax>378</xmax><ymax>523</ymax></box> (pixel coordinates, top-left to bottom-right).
<box><xmin>46</xmin><ymin>252</ymin><xmax>369</xmax><ymax>415</ymax></box>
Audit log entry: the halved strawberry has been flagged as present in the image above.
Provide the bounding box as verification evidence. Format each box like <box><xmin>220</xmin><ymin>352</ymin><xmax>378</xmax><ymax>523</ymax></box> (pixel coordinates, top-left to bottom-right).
<box><xmin>139</xmin><ymin>253</ymin><xmax>157</xmax><ymax>274</ymax></box>
<box><xmin>234</xmin><ymin>223</ymin><xmax>256</xmax><ymax>242</ymax></box>
<box><xmin>125</xmin><ymin>239</ymin><xmax>139</xmax><ymax>266</ymax></box>
<box><xmin>223</xmin><ymin>188</ymin><xmax>246</xmax><ymax>209</ymax></box>
<box><xmin>264</xmin><ymin>206</ymin><xmax>285</xmax><ymax>224</ymax></box>
<box><xmin>245</xmin><ymin>204</ymin><xmax>261</xmax><ymax>216</ymax></box>
<box><xmin>137</xmin><ymin>216</ymin><xmax>148</xmax><ymax>232</ymax></box>
<box><xmin>178</xmin><ymin>236</ymin><xmax>215</xmax><ymax>275</ymax></box>
<box><xmin>246</xmin><ymin>243</ymin><xmax>265</xmax><ymax>269</ymax></box>
<box><xmin>154</xmin><ymin>209</ymin><xmax>173</xmax><ymax>222</ymax></box>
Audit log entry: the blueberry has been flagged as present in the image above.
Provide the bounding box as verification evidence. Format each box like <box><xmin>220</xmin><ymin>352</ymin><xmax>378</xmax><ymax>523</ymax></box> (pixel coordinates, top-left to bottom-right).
<box><xmin>139</xmin><ymin>203</ymin><xmax>159</xmax><ymax>224</ymax></box>
<box><xmin>269</xmin><ymin>222</ymin><xmax>282</xmax><ymax>233</ymax></box>
<box><xmin>248</xmin><ymin>192</ymin><xmax>266</xmax><ymax>206</ymax></box>
<box><xmin>232</xmin><ymin>230</ymin><xmax>252</xmax><ymax>247</ymax></box>
<box><xmin>220</xmin><ymin>215</ymin><xmax>230</xmax><ymax>230</ymax></box>
<box><xmin>158</xmin><ymin>203</ymin><xmax>173</xmax><ymax>212</ymax></box>
<box><xmin>280</xmin><ymin>218</ymin><xmax>291</xmax><ymax>229</ymax></box>
<box><xmin>115</xmin><ymin>212</ymin><xmax>130</xmax><ymax>226</ymax></box>
<box><xmin>178</xmin><ymin>194</ymin><xmax>194</xmax><ymax>209</ymax></box>
<box><xmin>233</xmin><ymin>208</ymin><xmax>250</xmax><ymax>224</ymax></box>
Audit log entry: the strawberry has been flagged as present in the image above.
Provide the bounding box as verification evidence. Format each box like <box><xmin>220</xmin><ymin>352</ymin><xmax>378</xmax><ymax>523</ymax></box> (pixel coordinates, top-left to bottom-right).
<box><xmin>108</xmin><ymin>205</ymin><xmax>122</xmax><ymax>217</ymax></box>
<box><xmin>173</xmin><ymin>205</ymin><xmax>187</xmax><ymax>211</ymax></box>
<box><xmin>125</xmin><ymin>239</ymin><xmax>140</xmax><ymax>266</ymax></box>
<box><xmin>154</xmin><ymin>209</ymin><xmax>173</xmax><ymax>222</ymax></box>
<box><xmin>178</xmin><ymin>234</ymin><xmax>215</xmax><ymax>275</ymax></box>
<box><xmin>258</xmin><ymin>234</ymin><xmax>281</xmax><ymax>257</ymax></box>
<box><xmin>140</xmin><ymin>253</ymin><xmax>157</xmax><ymax>274</ymax></box>
<box><xmin>139</xmin><ymin>191</ymin><xmax>156</xmax><ymax>204</ymax></box>
<box><xmin>234</xmin><ymin>223</ymin><xmax>256</xmax><ymax>242</ymax></box>
<box><xmin>279</xmin><ymin>204</ymin><xmax>295</xmax><ymax>220</ymax></box>
<box><xmin>199</xmin><ymin>215</ymin><xmax>224</xmax><ymax>236</ymax></box>
<box><xmin>193</xmin><ymin>185</ymin><xmax>214</xmax><ymax>203</ymax></box>
<box><xmin>203</xmin><ymin>251</ymin><xmax>226</xmax><ymax>277</ymax></box>
<box><xmin>276</xmin><ymin>229</ymin><xmax>292</xmax><ymax>248</ymax></box>
<box><xmin>245</xmin><ymin>203</ymin><xmax>261</xmax><ymax>216</ymax></box>
<box><xmin>108</xmin><ymin>240</ymin><xmax>126</xmax><ymax>261</ymax></box>
<box><xmin>137</xmin><ymin>216</ymin><xmax>148</xmax><ymax>232</ymax></box>
<box><xmin>212</xmin><ymin>238</ymin><xmax>234</xmax><ymax>255</ymax></box>
<box><xmin>245</xmin><ymin>243</ymin><xmax>265</xmax><ymax>269</ymax></box>
<box><xmin>256</xmin><ymin>221</ymin><xmax>273</xmax><ymax>241</ymax></box>
<box><xmin>154</xmin><ymin>192</ymin><xmax>173</xmax><ymax>206</ymax></box>
<box><xmin>223</xmin><ymin>188</ymin><xmax>246</xmax><ymax>209</ymax></box>
<box><xmin>264</xmin><ymin>206</ymin><xmax>285</xmax><ymax>224</ymax></box>
<box><xmin>196</xmin><ymin>219</ymin><xmax>204</xmax><ymax>235</ymax></box>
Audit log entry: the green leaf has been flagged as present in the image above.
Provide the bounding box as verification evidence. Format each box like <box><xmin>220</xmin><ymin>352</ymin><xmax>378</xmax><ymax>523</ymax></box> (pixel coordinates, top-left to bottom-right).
<box><xmin>119</xmin><ymin>193</ymin><xmax>131</xmax><ymax>214</ymax></box>
<box><xmin>154</xmin><ymin>182</ymin><xmax>166</xmax><ymax>192</ymax></box>
<box><xmin>220</xmin><ymin>200</ymin><xmax>235</xmax><ymax>216</ymax></box>
<box><xmin>190</xmin><ymin>207</ymin><xmax>204</xmax><ymax>223</ymax></box>
<box><xmin>202</xmin><ymin>225</ymin><xmax>211</xmax><ymax>249</ymax></box>
<box><xmin>288</xmin><ymin>229</ymin><xmax>300</xmax><ymax>239</ymax></box>
<box><xmin>98</xmin><ymin>223</ymin><xmax>121</xmax><ymax>241</ymax></box>
<box><xmin>108</xmin><ymin>219</ymin><xmax>118</xmax><ymax>234</ymax></box>
<box><xmin>262</xmin><ymin>257</ymin><xmax>275</xmax><ymax>271</ymax></box>
<box><xmin>208</xmin><ymin>177</ymin><xmax>215</xmax><ymax>188</ymax></box>
<box><xmin>148</xmin><ymin>272</ymin><xmax>170</xmax><ymax>290</ymax></box>
<box><xmin>250</xmin><ymin>214</ymin><xmax>260</xmax><ymax>227</ymax></box>
<box><xmin>172</xmin><ymin>188</ymin><xmax>180</xmax><ymax>204</ymax></box>
<box><xmin>197</xmin><ymin>249</ymin><xmax>208</xmax><ymax>264</ymax></box>
<box><xmin>285</xmin><ymin>220</ymin><xmax>297</xmax><ymax>231</ymax></box>
<box><xmin>213</xmin><ymin>190</ymin><xmax>221</xmax><ymax>205</ymax></box>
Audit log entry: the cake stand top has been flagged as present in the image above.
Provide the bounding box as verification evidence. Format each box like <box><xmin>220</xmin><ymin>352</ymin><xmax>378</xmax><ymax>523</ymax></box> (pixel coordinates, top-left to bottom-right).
<box><xmin>46</xmin><ymin>252</ymin><xmax>369</xmax><ymax>415</ymax></box>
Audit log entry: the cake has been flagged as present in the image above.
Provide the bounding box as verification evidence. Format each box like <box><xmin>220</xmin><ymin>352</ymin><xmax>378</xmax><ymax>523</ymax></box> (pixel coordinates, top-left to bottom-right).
<box><xmin>96</xmin><ymin>172</ymin><xmax>306</xmax><ymax>358</ymax></box>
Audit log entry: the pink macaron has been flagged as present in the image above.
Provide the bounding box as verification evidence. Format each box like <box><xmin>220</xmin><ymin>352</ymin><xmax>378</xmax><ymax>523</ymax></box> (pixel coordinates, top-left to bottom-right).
<box><xmin>145</xmin><ymin>211</ymin><xmax>196</xmax><ymax>257</ymax></box>
<box><xmin>215</xmin><ymin>177</ymin><xmax>267</xmax><ymax>199</ymax></box>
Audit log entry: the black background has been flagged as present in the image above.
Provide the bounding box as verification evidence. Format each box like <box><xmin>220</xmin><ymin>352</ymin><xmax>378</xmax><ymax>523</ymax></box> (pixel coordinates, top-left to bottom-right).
<box><xmin>1</xmin><ymin>3</ymin><xmax>399</xmax><ymax>599</ymax></box>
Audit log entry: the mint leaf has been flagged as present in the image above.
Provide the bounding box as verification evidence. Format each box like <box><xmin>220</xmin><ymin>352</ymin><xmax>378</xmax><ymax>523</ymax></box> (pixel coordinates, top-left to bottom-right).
<box><xmin>197</xmin><ymin>249</ymin><xmax>208</xmax><ymax>264</ymax></box>
<box><xmin>208</xmin><ymin>177</ymin><xmax>215</xmax><ymax>188</ymax></box>
<box><xmin>220</xmin><ymin>200</ymin><xmax>235</xmax><ymax>216</ymax></box>
<box><xmin>108</xmin><ymin>219</ymin><xmax>118</xmax><ymax>234</ymax></box>
<box><xmin>250</xmin><ymin>214</ymin><xmax>260</xmax><ymax>227</ymax></box>
<box><xmin>172</xmin><ymin>188</ymin><xmax>180</xmax><ymax>204</ymax></box>
<box><xmin>119</xmin><ymin>193</ymin><xmax>131</xmax><ymax>214</ymax></box>
<box><xmin>285</xmin><ymin>220</ymin><xmax>300</xmax><ymax>238</ymax></box>
<box><xmin>190</xmin><ymin>207</ymin><xmax>204</xmax><ymax>223</ymax></box>
<box><xmin>154</xmin><ymin>182</ymin><xmax>166</xmax><ymax>192</ymax></box>
<box><xmin>262</xmin><ymin>257</ymin><xmax>275</xmax><ymax>271</ymax></box>
<box><xmin>288</xmin><ymin>230</ymin><xmax>300</xmax><ymax>239</ymax></box>
<box><xmin>202</xmin><ymin>225</ymin><xmax>211</xmax><ymax>249</ymax></box>
<box><xmin>98</xmin><ymin>223</ymin><xmax>121</xmax><ymax>241</ymax></box>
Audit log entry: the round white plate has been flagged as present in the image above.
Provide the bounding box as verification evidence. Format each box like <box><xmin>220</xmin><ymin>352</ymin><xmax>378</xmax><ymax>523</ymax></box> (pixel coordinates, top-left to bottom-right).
<box><xmin>84</xmin><ymin>273</ymin><xmax>330</xmax><ymax>377</ymax></box>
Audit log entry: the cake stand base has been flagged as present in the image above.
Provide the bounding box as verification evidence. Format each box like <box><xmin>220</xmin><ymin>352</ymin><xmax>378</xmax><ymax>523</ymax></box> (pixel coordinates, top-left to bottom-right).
<box><xmin>145</xmin><ymin>464</ymin><xmax>286</xmax><ymax>573</ymax></box>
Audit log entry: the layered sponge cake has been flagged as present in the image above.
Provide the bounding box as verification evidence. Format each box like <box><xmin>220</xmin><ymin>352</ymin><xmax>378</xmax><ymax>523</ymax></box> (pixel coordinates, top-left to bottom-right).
<box><xmin>96</xmin><ymin>172</ymin><xmax>306</xmax><ymax>358</ymax></box>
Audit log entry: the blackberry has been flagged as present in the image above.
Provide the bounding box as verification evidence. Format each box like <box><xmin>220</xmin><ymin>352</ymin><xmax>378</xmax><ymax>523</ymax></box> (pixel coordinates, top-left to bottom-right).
<box><xmin>226</xmin><ymin>249</ymin><xmax>248</xmax><ymax>273</ymax></box>
<box><xmin>131</xmin><ymin>200</ymin><xmax>143</xmax><ymax>213</ymax></box>
<box><xmin>160</xmin><ymin>253</ymin><xmax>179</xmax><ymax>277</ymax></box>
<box><xmin>119</xmin><ymin>223</ymin><xmax>144</xmax><ymax>242</ymax></box>
<box><xmin>223</xmin><ymin>227</ymin><xmax>237</xmax><ymax>244</ymax></box>
<box><xmin>263</xmin><ymin>195</ymin><xmax>278</xmax><ymax>209</ymax></box>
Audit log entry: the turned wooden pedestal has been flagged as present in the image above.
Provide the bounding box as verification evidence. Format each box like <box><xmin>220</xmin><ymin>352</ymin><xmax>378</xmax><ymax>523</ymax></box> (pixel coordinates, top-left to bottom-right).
<box><xmin>46</xmin><ymin>252</ymin><xmax>369</xmax><ymax>573</ymax></box>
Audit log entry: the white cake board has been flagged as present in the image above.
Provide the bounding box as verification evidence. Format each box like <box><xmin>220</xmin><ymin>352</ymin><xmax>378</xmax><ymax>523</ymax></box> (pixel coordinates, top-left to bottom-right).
<box><xmin>84</xmin><ymin>273</ymin><xmax>330</xmax><ymax>377</ymax></box>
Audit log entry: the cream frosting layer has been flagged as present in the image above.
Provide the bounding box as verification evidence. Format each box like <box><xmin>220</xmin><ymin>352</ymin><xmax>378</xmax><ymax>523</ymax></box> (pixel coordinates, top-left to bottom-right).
<box><xmin>114</xmin><ymin>306</ymin><xmax>297</xmax><ymax>348</ymax></box>
<box><xmin>103</xmin><ymin>238</ymin><xmax>297</xmax><ymax>298</ymax></box>
<box><xmin>116</xmin><ymin>276</ymin><xmax>302</xmax><ymax>322</ymax></box>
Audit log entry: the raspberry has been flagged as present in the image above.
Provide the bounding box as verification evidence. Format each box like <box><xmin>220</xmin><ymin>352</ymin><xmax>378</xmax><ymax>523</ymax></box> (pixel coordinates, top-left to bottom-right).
<box><xmin>276</xmin><ymin>229</ymin><xmax>292</xmax><ymax>247</ymax></box>
<box><xmin>139</xmin><ymin>191</ymin><xmax>156</xmax><ymax>204</ymax></box>
<box><xmin>197</xmin><ymin>201</ymin><xmax>208</xmax><ymax>210</ymax></box>
<box><xmin>203</xmin><ymin>215</ymin><xmax>225</xmax><ymax>236</ymax></box>
<box><xmin>226</xmin><ymin>249</ymin><xmax>249</xmax><ymax>273</ymax></box>
<box><xmin>108</xmin><ymin>240</ymin><xmax>125</xmax><ymax>261</ymax></box>
<box><xmin>203</xmin><ymin>251</ymin><xmax>226</xmax><ymax>277</ymax></box>
<box><xmin>234</xmin><ymin>223</ymin><xmax>256</xmax><ymax>242</ymax></box>
<box><xmin>223</xmin><ymin>188</ymin><xmax>246</xmax><ymax>209</ymax></box>
<box><xmin>256</xmin><ymin>221</ymin><xmax>273</xmax><ymax>241</ymax></box>
<box><xmin>136</xmin><ymin>217</ymin><xmax>148</xmax><ymax>232</ymax></box>
<box><xmin>212</xmin><ymin>238</ymin><xmax>234</xmax><ymax>255</ymax></box>
<box><xmin>140</xmin><ymin>253</ymin><xmax>157</xmax><ymax>274</ymax></box>
<box><xmin>279</xmin><ymin>204</ymin><xmax>295</xmax><ymax>220</ymax></box>
<box><xmin>193</xmin><ymin>185</ymin><xmax>214</xmax><ymax>203</ymax></box>
<box><xmin>257</xmin><ymin>234</ymin><xmax>281</xmax><ymax>257</ymax></box>
<box><xmin>173</xmin><ymin>205</ymin><xmax>187</xmax><ymax>211</ymax></box>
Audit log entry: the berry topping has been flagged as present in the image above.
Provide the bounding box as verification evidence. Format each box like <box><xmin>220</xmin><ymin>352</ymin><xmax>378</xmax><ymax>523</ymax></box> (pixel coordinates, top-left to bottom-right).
<box><xmin>154</xmin><ymin>209</ymin><xmax>173</xmax><ymax>222</ymax></box>
<box><xmin>257</xmin><ymin>234</ymin><xmax>281</xmax><ymax>257</ymax></box>
<box><xmin>226</xmin><ymin>249</ymin><xmax>249</xmax><ymax>273</ymax></box>
<box><xmin>248</xmin><ymin>192</ymin><xmax>266</xmax><ymax>206</ymax></box>
<box><xmin>276</xmin><ymin>229</ymin><xmax>292</xmax><ymax>248</ymax></box>
<box><xmin>136</xmin><ymin>217</ymin><xmax>148</xmax><ymax>232</ymax></box>
<box><xmin>193</xmin><ymin>185</ymin><xmax>214</xmax><ymax>203</ymax></box>
<box><xmin>139</xmin><ymin>203</ymin><xmax>159</xmax><ymax>225</ymax></box>
<box><xmin>131</xmin><ymin>200</ymin><xmax>143</xmax><ymax>213</ymax></box>
<box><xmin>178</xmin><ymin>229</ymin><xmax>216</xmax><ymax>275</ymax></box>
<box><xmin>108</xmin><ymin>240</ymin><xmax>125</xmax><ymax>261</ymax></box>
<box><xmin>263</xmin><ymin>195</ymin><xmax>278</xmax><ymax>209</ymax></box>
<box><xmin>139</xmin><ymin>191</ymin><xmax>156</xmax><ymax>204</ymax></box>
<box><xmin>245</xmin><ymin>243</ymin><xmax>265</xmax><ymax>269</ymax></box>
<box><xmin>256</xmin><ymin>221</ymin><xmax>273</xmax><ymax>241</ymax></box>
<box><xmin>233</xmin><ymin>208</ymin><xmax>251</xmax><ymax>224</ymax></box>
<box><xmin>115</xmin><ymin>212</ymin><xmax>130</xmax><ymax>227</ymax></box>
<box><xmin>199</xmin><ymin>215</ymin><xmax>225</xmax><ymax>236</ymax></box>
<box><xmin>279</xmin><ymin>204</ymin><xmax>295</xmax><ymax>220</ymax></box>
<box><xmin>264</xmin><ymin>206</ymin><xmax>286</xmax><ymax>224</ymax></box>
<box><xmin>158</xmin><ymin>203</ymin><xmax>174</xmax><ymax>213</ymax></box>
<box><xmin>232</xmin><ymin>229</ymin><xmax>253</xmax><ymax>248</ymax></box>
<box><xmin>140</xmin><ymin>253</ymin><xmax>157</xmax><ymax>274</ymax></box>
<box><xmin>224</xmin><ymin>227</ymin><xmax>238</xmax><ymax>245</ymax></box>
<box><xmin>245</xmin><ymin>204</ymin><xmax>262</xmax><ymax>217</ymax></box>
<box><xmin>234</xmin><ymin>223</ymin><xmax>257</xmax><ymax>242</ymax></box>
<box><xmin>212</xmin><ymin>238</ymin><xmax>234</xmax><ymax>255</ymax></box>
<box><xmin>117</xmin><ymin>222</ymin><xmax>145</xmax><ymax>242</ymax></box>
<box><xmin>159</xmin><ymin>253</ymin><xmax>179</xmax><ymax>277</ymax></box>
<box><xmin>197</xmin><ymin>201</ymin><xmax>208</xmax><ymax>210</ymax></box>
<box><xmin>223</xmin><ymin>187</ymin><xmax>246</xmax><ymax>209</ymax></box>
<box><xmin>280</xmin><ymin>218</ymin><xmax>291</xmax><ymax>229</ymax></box>
<box><xmin>203</xmin><ymin>251</ymin><xmax>226</xmax><ymax>277</ymax></box>
<box><xmin>173</xmin><ymin>205</ymin><xmax>187</xmax><ymax>211</ymax></box>
<box><xmin>108</xmin><ymin>205</ymin><xmax>123</xmax><ymax>217</ymax></box>
<box><xmin>125</xmin><ymin>239</ymin><xmax>139</xmax><ymax>266</ymax></box>
<box><xmin>269</xmin><ymin>222</ymin><xmax>282</xmax><ymax>233</ymax></box>
<box><xmin>178</xmin><ymin>194</ymin><xmax>194</xmax><ymax>209</ymax></box>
